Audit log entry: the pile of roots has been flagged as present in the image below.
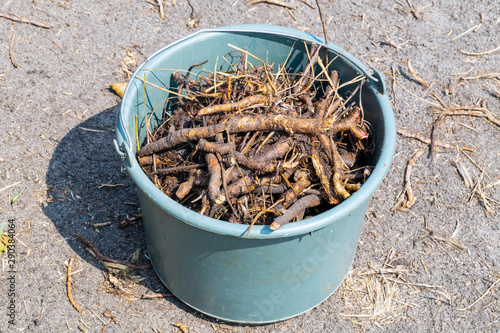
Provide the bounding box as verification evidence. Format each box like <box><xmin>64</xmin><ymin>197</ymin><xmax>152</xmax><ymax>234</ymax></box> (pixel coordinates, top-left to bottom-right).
<box><xmin>138</xmin><ymin>44</ymin><xmax>373</xmax><ymax>230</ymax></box>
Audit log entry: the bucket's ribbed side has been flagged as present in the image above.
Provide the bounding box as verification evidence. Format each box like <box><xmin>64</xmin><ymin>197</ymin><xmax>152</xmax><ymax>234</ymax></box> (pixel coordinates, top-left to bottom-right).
<box><xmin>139</xmin><ymin>189</ymin><xmax>368</xmax><ymax>323</ymax></box>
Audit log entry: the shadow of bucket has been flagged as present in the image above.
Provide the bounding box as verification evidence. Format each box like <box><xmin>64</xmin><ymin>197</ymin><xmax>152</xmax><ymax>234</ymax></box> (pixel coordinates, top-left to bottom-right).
<box><xmin>115</xmin><ymin>24</ymin><xmax>396</xmax><ymax>324</ymax></box>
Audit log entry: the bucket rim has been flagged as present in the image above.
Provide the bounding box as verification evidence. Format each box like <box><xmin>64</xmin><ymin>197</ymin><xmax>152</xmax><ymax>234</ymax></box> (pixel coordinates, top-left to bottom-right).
<box><xmin>117</xmin><ymin>24</ymin><xmax>396</xmax><ymax>239</ymax></box>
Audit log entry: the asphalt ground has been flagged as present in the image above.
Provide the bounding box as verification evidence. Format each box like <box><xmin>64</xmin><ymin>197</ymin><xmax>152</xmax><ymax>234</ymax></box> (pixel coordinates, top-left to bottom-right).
<box><xmin>0</xmin><ymin>1</ymin><xmax>498</xmax><ymax>332</ymax></box>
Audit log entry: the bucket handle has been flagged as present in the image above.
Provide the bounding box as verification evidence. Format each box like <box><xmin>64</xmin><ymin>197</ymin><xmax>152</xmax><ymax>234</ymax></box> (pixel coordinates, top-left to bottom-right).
<box><xmin>114</xmin><ymin>112</ymin><xmax>135</xmax><ymax>168</ymax></box>
<box><xmin>368</xmin><ymin>67</ymin><xmax>386</xmax><ymax>95</ymax></box>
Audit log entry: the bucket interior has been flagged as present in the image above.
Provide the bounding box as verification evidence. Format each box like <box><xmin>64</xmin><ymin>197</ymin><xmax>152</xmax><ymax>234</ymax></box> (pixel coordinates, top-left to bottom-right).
<box><xmin>117</xmin><ymin>26</ymin><xmax>395</xmax><ymax>239</ymax></box>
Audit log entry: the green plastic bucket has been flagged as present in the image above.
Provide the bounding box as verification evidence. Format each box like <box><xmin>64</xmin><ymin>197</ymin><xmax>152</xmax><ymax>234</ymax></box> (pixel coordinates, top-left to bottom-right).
<box><xmin>115</xmin><ymin>25</ymin><xmax>396</xmax><ymax>324</ymax></box>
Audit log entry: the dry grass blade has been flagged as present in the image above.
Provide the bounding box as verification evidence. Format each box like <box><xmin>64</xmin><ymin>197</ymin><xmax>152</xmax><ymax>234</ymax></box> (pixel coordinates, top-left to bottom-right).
<box><xmin>452</xmin><ymin>12</ymin><xmax>485</xmax><ymax>40</ymax></box>
<box><xmin>120</xmin><ymin>48</ymin><xmax>138</xmax><ymax>78</ymax></box>
<box><xmin>430</xmin><ymin>231</ymin><xmax>467</xmax><ymax>251</ymax></box>
<box><xmin>0</xmin><ymin>12</ymin><xmax>52</xmax><ymax>28</ymax></box>
<box><xmin>459</xmin><ymin>72</ymin><xmax>500</xmax><ymax>81</ymax></box>
<box><xmin>467</xmin><ymin>173</ymin><xmax>497</xmax><ymax>215</ymax></box>
<box><xmin>460</xmin><ymin>148</ymin><xmax>491</xmax><ymax>180</ymax></box>
<box><xmin>157</xmin><ymin>0</ymin><xmax>167</xmax><ymax>19</ymax></box>
<box><xmin>461</xmin><ymin>45</ymin><xmax>500</xmax><ymax>56</ymax></box>
<box><xmin>0</xmin><ymin>180</ymin><xmax>22</xmax><ymax>193</ymax></box>
<box><xmin>134</xmin><ymin>75</ymin><xmax>193</xmax><ymax>100</ymax></box>
<box><xmin>315</xmin><ymin>0</ymin><xmax>328</xmax><ymax>45</ymax></box>
<box><xmin>384</xmin><ymin>72</ymin><xmax>440</xmax><ymax>107</ymax></box>
<box><xmin>137</xmin><ymin>45</ymin><xmax>372</xmax><ymax>228</ymax></box>
<box><xmin>454</xmin><ymin>160</ymin><xmax>473</xmax><ymax>189</ymax></box>
<box><xmin>339</xmin><ymin>254</ymin><xmax>412</xmax><ymax>326</ymax></box>
<box><xmin>456</xmin><ymin>278</ymin><xmax>500</xmax><ymax>311</ymax></box>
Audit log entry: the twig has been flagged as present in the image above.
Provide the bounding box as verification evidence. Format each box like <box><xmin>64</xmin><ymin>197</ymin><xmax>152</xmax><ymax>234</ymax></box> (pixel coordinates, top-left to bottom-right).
<box><xmin>429</xmin><ymin>115</ymin><xmax>444</xmax><ymax>160</ymax></box>
<box><xmin>118</xmin><ymin>213</ymin><xmax>142</xmax><ymax>228</ymax></box>
<box><xmin>98</xmin><ymin>183</ymin><xmax>124</xmax><ymax>188</ymax></box>
<box><xmin>0</xmin><ymin>12</ymin><xmax>52</xmax><ymax>28</ymax></box>
<box><xmin>430</xmin><ymin>231</ymin><xmax>467</xmax><ymax>251</ymax></box>
<box><xmin>67</xmin><ymin>258</ymin><xmax>83</xmax><ymax>312</ymax></box>
<box><xmin>91</xmin><ymin>221</ymin><xmax>113</xmax><ymax>228</ymax></box>
<box><xmin>456</xmin><ymin>278</ymin><xmax>500</xmax><ymax>311</ymax></box>
<box><xmin>9</xmin><ymin>34</ymin><xmax>18</xmax><ymax>68</ymax></box>
<box><xmin>315</xmin><ymin>0</ymin><xmax>328</xmax><ymax>45</ymax></box>
<box><xmin>249</xmin><ymin>0</ymin><xmax>294</xmax><ymax>10</ymax></box>
<box><xmin>393</xmin><ymin>148</ymin><xmax>426</xmax><ymax>211</ymax></box>
<box><xmin>173</xmin><ymin>322</ymin><xmax>189</xmax><ymax>333</ymax></box>
<box><xmin>432</xmin><ymin>105</ymin><xmax>500</xmax><ymax>128</ymax></box>
<box><xmin>461</xmin><ymin>45</ymin><xmax>500</xmax><ymax>56</ymax></box>
<box><xmin>407</xmin><ymin>59</ymin><xmax>428</xmax><ymax>88</ymax></box>
<box><xmin>216</xmin><ymin>153</ymin><xmax>238</xmax><ymax>218</ymax></box>
<box><xmin>186</xmin><ymin>0</ymin><xmax>199</xmax><ymax>28</ymax></box>
<box><xmin>73</xmin><ymin>233</ymin><xmax>151</xmax><ymax>270</ymax></box>
<box><xmin>299</xmin><ymin>0</ymin><xmax>315</xmax><ymax>9</ymax></box>
<box><xmin>406</xmin><ymin>0</ymin><xmax>421</xmax><ymax>19</ymax></box>
<box><xmin>140</xmin><ymin>292</ymin><xmax>174</xmax><ymax>299</ymax></box>
<box><xmin>397</xmin><ymin>129</ymin><xmax>453</xmax><ymax>149</ymax></box>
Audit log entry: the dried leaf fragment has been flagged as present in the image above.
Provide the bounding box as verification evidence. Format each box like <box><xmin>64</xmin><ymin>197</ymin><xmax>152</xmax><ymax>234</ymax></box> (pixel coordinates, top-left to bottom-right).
<box><xmin>109</xmin><ymin>83</ymin><xmax>127</xmax><ymax>98</ymax></box>
<box><xmin>173</xmin><ymin>322</ymin><xmax>189</xmax><ymax>333</ymax></box>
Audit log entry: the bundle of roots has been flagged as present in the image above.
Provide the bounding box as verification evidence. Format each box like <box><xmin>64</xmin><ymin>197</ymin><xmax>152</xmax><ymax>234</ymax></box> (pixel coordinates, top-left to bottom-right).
<box><xmin>137</xmin><ymin>44</ymin><xmax>374</xmax><ymax>231</ymax></box>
